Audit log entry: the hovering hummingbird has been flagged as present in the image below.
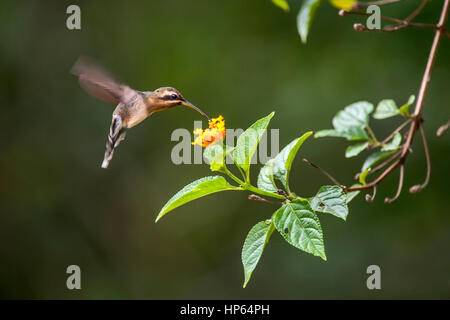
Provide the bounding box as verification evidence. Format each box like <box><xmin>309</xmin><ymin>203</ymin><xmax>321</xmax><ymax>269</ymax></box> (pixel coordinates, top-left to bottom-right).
<box><xmin>71</xmin><ymin>57</ymin><xmax>211</xmax><ymax>168</ymax></box>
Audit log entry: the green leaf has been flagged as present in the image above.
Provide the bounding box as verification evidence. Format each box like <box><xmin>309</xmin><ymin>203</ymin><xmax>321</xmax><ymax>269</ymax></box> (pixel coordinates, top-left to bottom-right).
<box><xmin>257</xmin><ymin>132</ymin><xmax>312</xmax><ymax>193</ymax></box>
<box><xmin>315</xmin><ymin>127</ymin><xmax>368</xmax><ymax>141</ymax></box>
<box><xmin>362</xmin><ymin>150</ymin><xmax>396</xmax><ymax>172</ymax></box>
<box><xmin>203</xmin><ymin>143</ymin><xmax>234</xmax><ymax>172</ymax></box>
<box><xmin>257</xmin><ymin>159</ymin><xmax>278</xmax><ymax>193</ymax></box>
<box><xmin>271</xmin><ymin>0</ymin><xmax>290</xmax><ymax>12</ymax></box>
<box><xmin>373</xmin><ymin>99</ymin><xmax>399</xmax><ymax>119</ymax></box>
<box><xmin>156</xmin><ymin>176</ymin><xmax>240</xmax><ymax>222</ymax></box>
<box><xmin>340</xmin><ymin>127</ymin><xmax>370</xmax><ymax>141</ymax></box>
<box><xmin>242</xmin><ymin>220</ymin><xmax>275</xmax><ymax>288</ymax></box>
<box><xmin>329</xmin><ymin>0</ymin><xmax>356</xmax><ymax>10</ymax></box>
<box><xmin>263</xmin><ymin>132</ymin><xmax>313</xmax><ymax>191</ymax></box>
<box><xmin>310</xmin><ymin>185</ymin><xmax>349</xmax><ymax>220</ymax></box>
<box><xmin>359</xmin><ymin>168</ymin><xmax>370</xmax><ymax>185</ymax></box>
<box><xmin>316</xmin><ymin>101</ymin><xmax>373</xmax><ymax>141</ymax></box>
<box><xmin>233</xmin><ymin>112</ymin><xmax>275</xmax><ymax>178</ymax></box>
<box><xmin>274</xmin><ymin>199</ymin><xmax>326</xmax><ymax>260</ymax></box>
<box><xmin>381</xmin><ymin>132</ymin><xmax>402</xmax><ymax>151</ymax></box>
<box><xmin>297</xmin><ymin>0</ymin><xmax>322</xmax><ymax>43</ymax></box>
<box><xmin>280</xmin><ymin>132</ymin><xmax>313</xmax><ymax>188</ymax></box>
<box><xmin>346</xmin><ymin>184</ymin><xmax>361</xmax><ymax>203</ymax></box>
<box><xmin>345</xmin><ymin>142</ymin><xmax>369</xmax><ymax>158</ymax></box>
<box><xmin>314</xmin><ymin>129</ymin><xmax>341</xmax><ymax>138</ymax></box>
<box><xmin>332</xmin><ymin>101</ymin><xmax>374</xmax><ymax>130</ymax></box>
<box><xmin>399</xmin><ymin>95</ymin><xmax>415</xmax><ymax>117</ymax></box>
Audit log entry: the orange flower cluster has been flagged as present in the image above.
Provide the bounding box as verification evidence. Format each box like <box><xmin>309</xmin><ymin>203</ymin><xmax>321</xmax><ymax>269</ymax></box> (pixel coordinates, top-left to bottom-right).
<box><xmin>192</xmin><ymin>115</ymin><xmax>226</xmax><ymax>147</ymax></box>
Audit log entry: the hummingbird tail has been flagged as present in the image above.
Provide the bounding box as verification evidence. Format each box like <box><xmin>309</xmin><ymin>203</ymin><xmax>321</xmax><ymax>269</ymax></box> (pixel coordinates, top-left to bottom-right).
<box><xmin>102</xmin><ymin>115</ymin><xmax>126</xmax><ymax>169</ymax></box>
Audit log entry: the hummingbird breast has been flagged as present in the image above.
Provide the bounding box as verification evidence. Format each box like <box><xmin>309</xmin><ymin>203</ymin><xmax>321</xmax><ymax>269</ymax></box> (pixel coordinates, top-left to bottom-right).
<box><xmin>113</xmin><ymin>93</ymin><xmax>150</xmax><ymax>129</ymax></box>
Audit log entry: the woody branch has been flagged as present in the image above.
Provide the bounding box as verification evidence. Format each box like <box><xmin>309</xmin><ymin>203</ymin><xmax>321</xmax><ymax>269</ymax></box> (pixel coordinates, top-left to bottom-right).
<box><xmin>343</xmin><ymin>0</ymin><xmax>449</xmax><ymax>200</ymax></box>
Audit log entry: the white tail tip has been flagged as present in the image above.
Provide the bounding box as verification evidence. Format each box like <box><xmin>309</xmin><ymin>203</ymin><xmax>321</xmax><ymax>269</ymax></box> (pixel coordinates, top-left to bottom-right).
<box><xmin>101</xmin><ymin>159</ymin><xmax>109</xmax><ymax>169</ymax></box>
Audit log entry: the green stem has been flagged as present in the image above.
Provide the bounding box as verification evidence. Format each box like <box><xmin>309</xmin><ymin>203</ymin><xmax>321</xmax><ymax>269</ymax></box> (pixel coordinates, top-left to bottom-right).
<box><xmin>286</xmin><ymin>184</ymin><xmax>294</xmax><ymax>199</ymax></box>
<box><xmin>233</xmin><ymin>158</ymin><xmax>247</xmax><ymax>181</ymax></box>
<box><xmin>223</xmin><ymin>167</ymin><xmax>285</xmax><ymax>200</ymax></box>
<box><xmin>366</xmin><ymin>125</ymin><xmax>379</xmax><ymax>145</ymax></box>
<box><xmin>223</xmin><ymin>166</ymin><xmax>245</xmax><ymax>185</ymax></box>
<box><xmin>245</xmin><ymin>184</ymin><xmax>286</xmax><ymax>200</ymax></box>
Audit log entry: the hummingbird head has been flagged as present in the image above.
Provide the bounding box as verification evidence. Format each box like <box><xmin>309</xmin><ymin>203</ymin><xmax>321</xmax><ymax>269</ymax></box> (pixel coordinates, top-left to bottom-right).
<box><xmin>148</xmin><ymin>87</ymin><xmax>211</xmax><ymax>121</ymax></box>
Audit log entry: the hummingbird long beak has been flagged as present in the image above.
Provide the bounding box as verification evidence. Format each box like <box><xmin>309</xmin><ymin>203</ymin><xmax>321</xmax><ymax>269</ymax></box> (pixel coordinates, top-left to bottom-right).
<box><xmin>181</xmin><ymin>101</ymin><xmax>211</xmax><ymax>121</ymax></box>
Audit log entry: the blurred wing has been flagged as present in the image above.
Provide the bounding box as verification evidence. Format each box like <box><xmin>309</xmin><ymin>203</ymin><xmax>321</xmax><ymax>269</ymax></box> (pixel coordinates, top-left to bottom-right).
<box><xmin>71</xmin><ymin>56</ymin><xmax>137</xmax><ymax>105</ymax></box>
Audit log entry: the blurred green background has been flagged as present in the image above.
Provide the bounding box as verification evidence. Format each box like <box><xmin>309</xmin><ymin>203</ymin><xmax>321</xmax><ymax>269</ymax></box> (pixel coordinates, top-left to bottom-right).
<box><xmin>0</xmin><ymin>0</ymin><xmax>449</xmax><ymax>299</ymax></box>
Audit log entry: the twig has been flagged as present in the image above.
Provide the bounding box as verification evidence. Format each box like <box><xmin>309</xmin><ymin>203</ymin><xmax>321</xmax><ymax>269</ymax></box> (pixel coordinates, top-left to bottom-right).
<box><xmin>345</xmin><ymin>0</ymin><xmax>449</xmax><ymax>194</ymax></box>
<box><xmin>340</xmin><ymin>10</ymin><xmax>439</xmax><ymax>32</ymax></box>
<box><xmin>366</xmin><ymin>125</ymin><xmax>379</xmax><ymax>144</ymax></box>
<box><xmin>405</xmin><ymin>0</ymin><xmax>428</xmax><ymax>22</ymax></box>
<box><xmin>302</xmin><ymin>158</ymin><xmax>343</xmax><ymax>187</ymax></box>
<box><xmin>385</xmin><ymin>164</ymin><xmax>404</xmax><ymax>203</ymax></box>
<box><xmin>369</xmin><ymin>0</ymin><xmax>429</xmax><ymax>34</ymax></box>
<box><xmin>365</xmin><ymin>185</ymin><xmax>377</xmax><ymax>202</ymax></box>
<box><xmin>362</xmin><ymin>151</ymin><xmax>402</xmax><ymax>181</ymax></box>
<box><xmin>276</xmin><ymin>189</ymin><xmax>289</xmax><ymax>198</ymax></box>
<box><xmin>379</xmin><ymin>119</ymin><xmax>412</xmax><ymax>146</ymax></box>
<box><xmin>409</xmin><ymin>125</ymin><xmax>431</xmax><ymax>193</ymax></box>
<box><xmin>436</xmin><ymin>120</ymin><xmax>450</xmax><ymax>136</ymax></box>
<box><xmin>354</xmin><ymin>150</ymin><xmax>400</xmax><ymax>180</ymax></box>
<box><xmin>402</xmin><ymin>0</ymin><xmax>449</xmax><ymax>157</ymax></box>
<box><xmin>384</xmin><ymin>0</ymin><xmax>430</xmax><ymax>32</ymax></box>
<box><xmin>248</xmin><ymin>194</ymin><xmax>279</xmax><ymax>205</ymax></box>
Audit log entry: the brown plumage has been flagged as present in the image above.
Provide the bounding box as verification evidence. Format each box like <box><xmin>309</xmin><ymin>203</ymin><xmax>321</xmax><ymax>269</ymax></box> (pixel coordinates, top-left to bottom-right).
<box><xmin>71</xmin><ymin>57</ymin><xmax>210</xmax><ymax>168</ymax></box>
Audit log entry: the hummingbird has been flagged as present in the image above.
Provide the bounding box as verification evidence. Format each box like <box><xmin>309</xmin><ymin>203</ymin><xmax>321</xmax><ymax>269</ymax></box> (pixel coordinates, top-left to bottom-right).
<box><xmin>71</xmin><ymin>57</ymin><xmax>211</xmax><ymax>168</ymax></box>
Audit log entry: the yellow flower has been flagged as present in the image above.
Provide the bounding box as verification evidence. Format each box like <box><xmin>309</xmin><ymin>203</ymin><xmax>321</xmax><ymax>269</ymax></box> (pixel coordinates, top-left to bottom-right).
<box><xmin>329</xmin><ymin>0</ymin><xmax>356</xmax><ymax>11</ymax></box>
<box><xmin>192</xmin><ymin>115</ymin><xmax>226</xmax><ymax>147</ymax></box>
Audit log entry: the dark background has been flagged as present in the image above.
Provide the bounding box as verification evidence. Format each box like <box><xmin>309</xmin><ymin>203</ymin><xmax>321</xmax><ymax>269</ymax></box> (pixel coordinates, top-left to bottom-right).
<box><xmin>0</xmin><ymin>0</ymin><xmax>449</xmax><ymax>299</ymax></box>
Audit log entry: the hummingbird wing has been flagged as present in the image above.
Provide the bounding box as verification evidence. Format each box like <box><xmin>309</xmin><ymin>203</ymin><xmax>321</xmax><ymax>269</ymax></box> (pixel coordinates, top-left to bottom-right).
<box><xmin>71</xmin><ymin>56</ymin><xmax>137</xmax><ymax>105</ymax></box>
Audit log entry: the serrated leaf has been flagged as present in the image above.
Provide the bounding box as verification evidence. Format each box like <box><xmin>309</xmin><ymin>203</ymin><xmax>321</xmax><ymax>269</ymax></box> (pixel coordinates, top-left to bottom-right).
<box><xmin>156</xmin><ymin>176</ymin><xmax>240</xmax><ymax>222</ymax></box>
<box><xmin>257</xmin><ymin>159</ymin><xmax>278</xmax><ymax>193</ymax></box>
<box><xmin>297</xmin><ymin>0</ymin><xmax>322</xmax><ymax>43</ymax></box>
<box><xmin>275</xmin><ymin>132</ymin><xmax>313</xmax><ymax>187</ymax></box>
<box><xmin>340</xmin><ymin>127</ymin><xmax>370</xmax><ymax>141</ymax></box>
<box><xmin>332</xmin><ymin>101</ymin><xmax>374</xmax><ymax>130</ymax></box>
<box><xmin>281</xmin><ymin>132</ymin><xmax>313</xmax><ymax>186</ymax></box>
<box><xmin>310</xmin><ymin>185</ymin><xmax>349</xmax><ymax>220</ymax></box>
<box><xmin>381</xmin><ymin>132</ymin><xmax>402</xmax><ymax>151</ymax></box>
<box><xmin>316</xmin><ymin>101</ymin><xmax>373</xmax><ymax>141</ymax></box>
<box><xmin>346</xmin><ymin>184</ymin><xmax>361</xmax><ymax>203</ymax></box>
<box><xmin>314</xmin><ymin>129</ymin><xmax>342</xmax><ymax>138</ymax></box>
<box><xmin>399</xmin><ymin>95</ymin><xmax>415</xmax><ymax>116</ymax></box>
<box><xmin>362</xmin><ymin>150</ymin><xmax>396</xmax><ymax>172</ymax></box>
<box><xmin>257</xmin><ymin>132</ymin><xmax>313</xmax><ymax>193</ymax></box>
<box><xmin>345</xmin><ymin>142</ymin><xmax>369</xmax><ymax>158</ymax></box>
<box><xmin>274</xmin><ymin>199</ymin><xmax>326</xmax><ymax>260</ymax></box>
<box><xmin>271</xmin><ymin>0</ymin><xmax>290</xmax><ymax>12</ymax></box>
<box><xmin>233</xmin><ymin>112</ymin><xmax>274</xmax><ymax>177</ymax></box>
<box><xmin>329</xmin><ymin>0</ymin><xmax>356</xmax><ymax>10</ymax></box>
<box><xmin>203</xmin><ymin>143</ymin><xmax>234</xmax><ymax>172</ymax></box>
<box><xmin>315</xmin><ymin>127</ymin><xmax>369</xmax><ymax>141</ymax></box>
<box><xmin>373</xmin><ymin>99</ymin><xmax>399</xmax><ymax>119</ymax></box>
<box><xmin>242</xmin><ymin>220</ymin><xmax>275</xmax><ymax>288</ymax></box>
